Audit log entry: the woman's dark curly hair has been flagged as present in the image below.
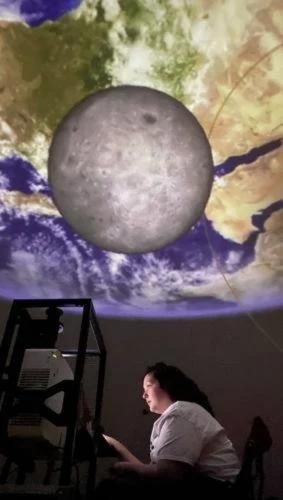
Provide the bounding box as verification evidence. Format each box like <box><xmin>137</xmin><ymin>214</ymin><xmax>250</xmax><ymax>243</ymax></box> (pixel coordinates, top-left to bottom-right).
<box><xmin>145</xmin><ymin>362</ymin><xmax>215</xmax><ymax>416</ymax></box>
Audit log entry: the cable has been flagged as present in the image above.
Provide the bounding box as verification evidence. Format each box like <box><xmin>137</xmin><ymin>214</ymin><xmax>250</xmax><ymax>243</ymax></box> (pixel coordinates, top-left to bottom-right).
<box><xmin>201</xmin><ymin>215</ymin><xmax>283</xmax><ymax>353</ymax></box>
<box><xmin>203</xmin><ymin>39</ymin><xmax>283</xmax><ymax>354</ymax></box>
<box><xmin>207</xmin><ymin>43</ymin><xmax>283</xmax><ymax>140</ymax></box>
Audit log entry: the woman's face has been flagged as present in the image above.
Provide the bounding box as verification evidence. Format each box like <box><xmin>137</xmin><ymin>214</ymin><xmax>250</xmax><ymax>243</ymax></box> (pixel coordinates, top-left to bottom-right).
<box><xmin>142</xmin><ymin>372</ymin><xmax>172</xmax><ymax>414</ymax></box>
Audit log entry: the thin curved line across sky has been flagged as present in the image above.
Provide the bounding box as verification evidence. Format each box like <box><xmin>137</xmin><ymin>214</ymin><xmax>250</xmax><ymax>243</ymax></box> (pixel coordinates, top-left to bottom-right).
<box><xmin>203</xmin><ymin>41</ymin><xmax>283</xmax><ymax>348</ymax></box>
<box><xmin>208</xmin><ymin>42</ymin><xmax>283</xmax><ymax>139</ymax></box>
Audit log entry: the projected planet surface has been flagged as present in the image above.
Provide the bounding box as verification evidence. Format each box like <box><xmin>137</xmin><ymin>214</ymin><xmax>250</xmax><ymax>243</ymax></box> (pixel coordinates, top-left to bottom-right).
<box><xmin>0</xmin><ymin>0</ymin><xmax>282</xmax><ymax>318</ymax></box>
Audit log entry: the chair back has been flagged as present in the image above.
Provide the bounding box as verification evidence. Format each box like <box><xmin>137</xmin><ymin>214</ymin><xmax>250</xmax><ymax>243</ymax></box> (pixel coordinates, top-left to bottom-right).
<box><xmin>233</xmin><ymin>416</ymin><xmax>272</xmax><ymax>500</ymax></box>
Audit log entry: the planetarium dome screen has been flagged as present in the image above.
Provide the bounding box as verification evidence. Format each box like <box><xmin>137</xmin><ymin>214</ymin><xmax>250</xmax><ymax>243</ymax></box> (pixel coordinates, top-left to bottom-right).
<box><xmin>0</xmin><ymin>0</ymin><xmax>282</xmax><ymax>318</ymax></box>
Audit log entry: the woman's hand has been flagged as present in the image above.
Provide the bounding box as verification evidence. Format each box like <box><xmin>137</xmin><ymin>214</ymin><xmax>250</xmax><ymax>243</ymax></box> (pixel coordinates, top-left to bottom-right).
<box><xmin>102</xmin><ymin>434</ymin><xmax>118</xmax><ymax>448</ymax></box>
<box><xmin>102</xmin><ymin>434</ymin><xmax>142</xmax><ymax>465</ymax></box>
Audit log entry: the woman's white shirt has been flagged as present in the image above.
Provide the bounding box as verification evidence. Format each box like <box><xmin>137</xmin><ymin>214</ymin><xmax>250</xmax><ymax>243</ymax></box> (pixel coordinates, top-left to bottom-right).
<box><xmin>150</xmin><ymin>401</ymin><xmax>240</xmax><ymax>482</ymax></box>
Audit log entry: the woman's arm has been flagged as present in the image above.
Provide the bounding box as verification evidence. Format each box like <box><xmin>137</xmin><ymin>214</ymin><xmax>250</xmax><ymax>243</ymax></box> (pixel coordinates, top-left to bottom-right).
<box><xmin>113</xmin><ymin>459</ymin><xmax>192</xmax><ymax>480</ymax></box>
<box><xmin>103</xmin><ymin>435</ymin><xmax>142</xmax><ymax>464</ymax></box>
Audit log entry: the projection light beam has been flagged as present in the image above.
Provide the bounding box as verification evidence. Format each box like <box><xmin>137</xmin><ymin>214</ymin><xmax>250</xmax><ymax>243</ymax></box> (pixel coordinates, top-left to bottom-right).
<box><xmin>48</xmin><ymin>85</ymin><xmax>213</xmax><ymax>254</ymax></box>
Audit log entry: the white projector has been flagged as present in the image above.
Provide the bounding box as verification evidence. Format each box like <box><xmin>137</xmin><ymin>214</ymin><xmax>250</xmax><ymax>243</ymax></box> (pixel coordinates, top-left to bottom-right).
<box><xmin>8</xmin><ymin>349</ymin><xmax>74</xmax><ymax>448</ymax></box>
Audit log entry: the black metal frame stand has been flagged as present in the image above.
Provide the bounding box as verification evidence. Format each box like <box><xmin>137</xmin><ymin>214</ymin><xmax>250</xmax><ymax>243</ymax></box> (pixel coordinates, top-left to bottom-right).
<box><xmin>0</xmin><ymin>298</ymin><xmax>106</xmax><ymax>499</ymax></box>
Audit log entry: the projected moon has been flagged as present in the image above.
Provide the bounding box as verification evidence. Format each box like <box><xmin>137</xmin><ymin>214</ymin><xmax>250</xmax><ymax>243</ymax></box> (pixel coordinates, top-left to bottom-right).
<box><xmin>0</xmin><ymin>0</ymin><xmax>282</xmax><ymax>318</ymax></box>
<box><xmin>48</xmin><ymin>86</ymin><xmax>213</xmax><ymax>253</ymax></box>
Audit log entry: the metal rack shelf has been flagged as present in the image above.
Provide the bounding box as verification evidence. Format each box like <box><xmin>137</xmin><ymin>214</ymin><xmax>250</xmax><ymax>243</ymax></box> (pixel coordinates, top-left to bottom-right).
<box><xmin>0</xmin><ymin>299</ymin><xmax>106</xmax><ymax>500</ymax></box>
